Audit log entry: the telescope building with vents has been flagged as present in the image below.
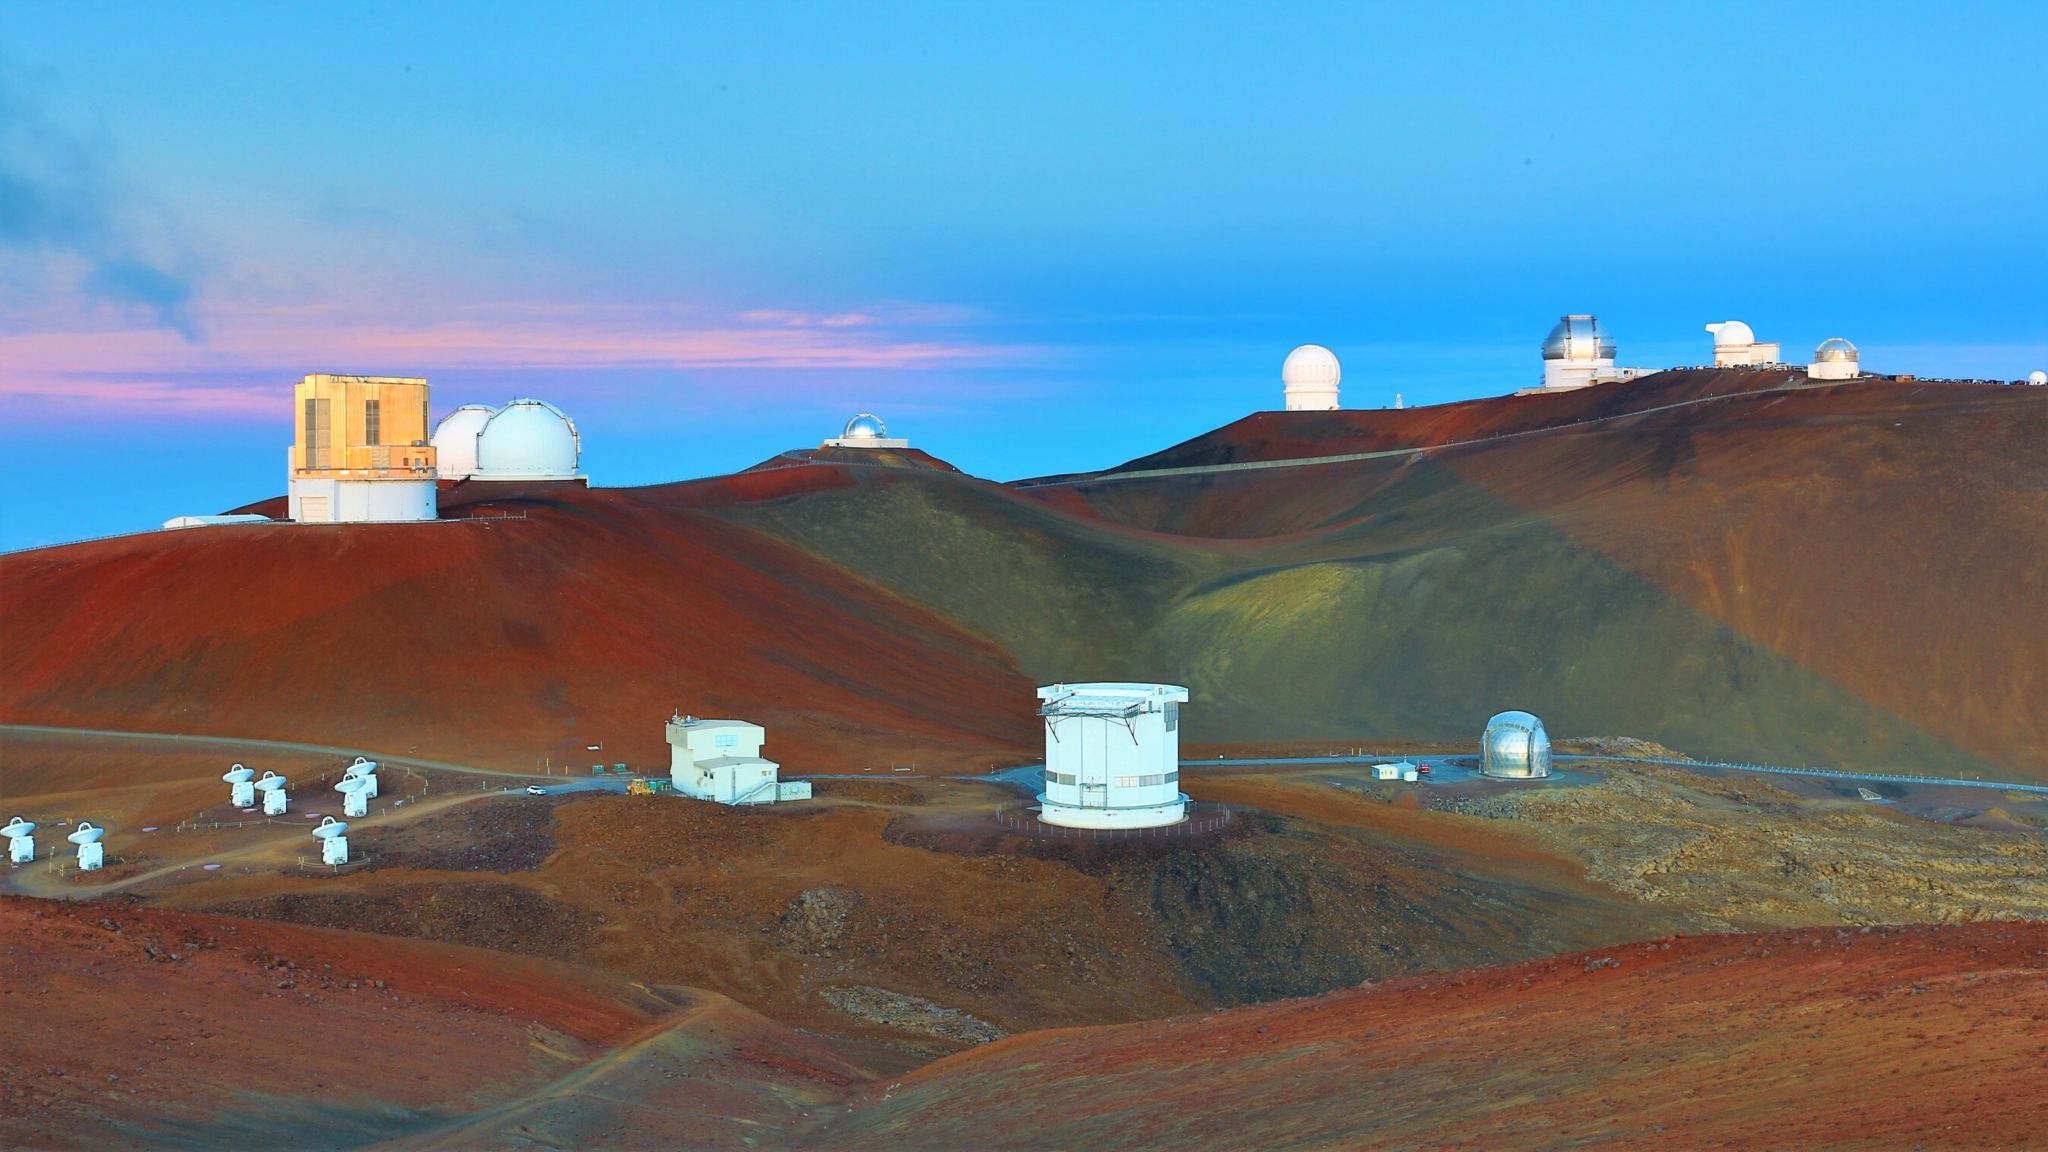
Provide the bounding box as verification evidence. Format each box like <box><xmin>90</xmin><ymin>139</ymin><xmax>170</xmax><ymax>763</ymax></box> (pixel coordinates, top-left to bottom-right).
<box><xmin>1036</xmin><ymin>682</ymin><xmax>1189</xmax><ymax>828</ymax></box>
<box><xmin>287</xmin><ymin>374</ymin><xmax>440</xmax><ymax>523</ymax></box>
<box><xmin>1705</xmin><ymin>320</ymin><xmax>1780</xmax><ymax>366</ymax></box>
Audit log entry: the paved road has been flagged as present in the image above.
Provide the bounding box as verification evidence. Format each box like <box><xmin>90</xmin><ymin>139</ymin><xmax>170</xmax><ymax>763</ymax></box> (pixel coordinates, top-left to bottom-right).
<box><xmin>2</xmin><ymin>723</ymin><xmax>546</xmax><ymax>781</ymax></box>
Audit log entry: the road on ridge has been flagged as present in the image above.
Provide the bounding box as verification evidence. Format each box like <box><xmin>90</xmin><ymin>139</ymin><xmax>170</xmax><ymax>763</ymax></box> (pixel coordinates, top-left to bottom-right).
<box><xmin>1</xmin><ymin>723</ymin><xmax>546</xmax><ymax>781</ymax></box>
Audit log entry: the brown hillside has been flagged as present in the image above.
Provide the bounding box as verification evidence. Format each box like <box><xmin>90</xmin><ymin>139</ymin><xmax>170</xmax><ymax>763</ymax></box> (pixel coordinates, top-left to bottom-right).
<box><xmin>823</xmin><ymin>921</ymin><xmax>2048</xmax><ymax>1151</ymax></box>
<box><xmin>0</xmin><ymin>479</ymin><xmax>1038</xmax><ymax>774</ymax></box>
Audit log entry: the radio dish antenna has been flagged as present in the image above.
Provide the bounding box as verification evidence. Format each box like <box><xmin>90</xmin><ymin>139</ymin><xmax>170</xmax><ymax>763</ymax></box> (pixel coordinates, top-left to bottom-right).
<box><xmin>67</xmin><ymin>821</ymin><xmax>106</xmax><ymax>871</ymax></box>
<box><xmin>311</xmin><ymin>816</ymin><xmax>350</xmax><ymax>866</ymax></box>
<box><xmin>223</xmin><ymin>763</ymin><xmax>257</xmax><ymax>806</ymax></box>
<box><xmin>253</xmin><ymin>771</ymin><xmax>290</xmax><ymax>816</ymax></box>
<box><xmin>348</xmin><ymin>757</ymin><xmax>380</xmax><ymax>798</ymax></box>
<box><xmin>336</xmin><ymin>772</ymin><xmax>373</xmax><ymax>817</ymax></box>
<box><xmin>3</xmin><ymin>816</ymin><xmax>35</xmax><ymax>865</ymax></box>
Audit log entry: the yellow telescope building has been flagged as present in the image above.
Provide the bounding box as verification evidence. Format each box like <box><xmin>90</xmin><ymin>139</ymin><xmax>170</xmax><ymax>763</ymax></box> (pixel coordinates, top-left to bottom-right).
<box><xmin>287</xmin><ymin>374</ymin><xmax>440</xmax><ymax>523</ymax></box>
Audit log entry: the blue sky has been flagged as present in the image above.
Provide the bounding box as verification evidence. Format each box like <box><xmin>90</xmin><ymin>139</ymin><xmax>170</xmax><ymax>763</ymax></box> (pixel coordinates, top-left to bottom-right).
<box><xmin>3</xmin><ymin>1</ymin><xmax>2044</xmax><ymax>550</ymax></box>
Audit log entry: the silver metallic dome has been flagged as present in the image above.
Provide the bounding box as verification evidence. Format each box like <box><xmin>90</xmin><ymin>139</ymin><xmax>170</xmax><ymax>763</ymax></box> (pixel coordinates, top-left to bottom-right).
<box><xmin>1541</xmin><ymin>315</ymin><xmax>1616</xmax><ymax>362</ymax></box>
<box><xmin>1814</xmin><ymin>337</ymin><xmax>1859</xmax><ymax>362</ymax></box>
<box><xmin>1481</xmin><ymin>710</ymin><xmax>1552</xmax><ymax>780</ymax></box>
<box><xmin>842</xmin><ymin>413</ymin><xmax>887</xmax><ymax>440</ymax></box>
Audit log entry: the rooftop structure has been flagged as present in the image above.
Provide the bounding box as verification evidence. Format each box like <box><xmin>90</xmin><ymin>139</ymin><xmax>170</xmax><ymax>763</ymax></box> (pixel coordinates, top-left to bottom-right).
<box><xmin>1704</xmin><ymin>320</ymin><xmax>1781</xmax><ymax>366</ymax></box>
<box><xmin>822</xmin><ymin>412</ymin><xmax>910</xmax><ymax>449</ymax></box>
<box><xmin>1809</xmin><ymin>337</ymin><xmax>1861</xmax><ymax>381</ymax></box>
<box><xmin>665</xmin><ymin>714</ymin><xmax>810</xmax><ymax>804</ymax></box>
<box><xmin>1036</xmin><ymin>682</ymin><xmax>1189</xmax><ymax>829</ymax></box>
<box><xmin>288</xmin><ymin>374</ymin><xmax>439</xmax><ymax>523</ymax></box>
<box><xmin>1481</xmin><ymin>711</ymin><xmax>1552</xmax><ymax>780</ymax></box>
<box><xmin>1281</xmin><ymin>345</ymin><xmax>1341</xmax><ymax>411</ymax></box>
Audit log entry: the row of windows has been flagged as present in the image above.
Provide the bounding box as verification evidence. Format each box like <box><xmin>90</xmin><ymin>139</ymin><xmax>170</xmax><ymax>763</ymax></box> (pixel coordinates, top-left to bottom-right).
<box><xmin>1046</xmin><ymin>771</ymin><xmax>1178</xmax><ymax>789</ymax></box>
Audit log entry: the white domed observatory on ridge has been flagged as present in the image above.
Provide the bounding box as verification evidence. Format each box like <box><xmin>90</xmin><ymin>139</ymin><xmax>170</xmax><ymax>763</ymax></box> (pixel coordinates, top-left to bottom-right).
<box><xmin>1808</xmin><ymin>338</ymin><xmax>1862</xmax><ymax>381</ymax></box>
<box><xmin>1281</xmin><ymin>344</ymin><xmax>1342</xmax><ymax>411</ymax></box>
<box><xmin>821</xmin><ymin>412</ymin><xmax>910</xmax><ymax>448</ymax></box>
<box><xmin>1531</xmin><ymin>314</ymin><xmax>1658</xmax><ymax>393</ymax></box>
<box><xmin>431</xmin><ymin>399</ymin><xmax>586</xmax><ymax>483</ymax></box>
<box><xmin>1704</xmin><ymin>320</ymin><xmax>1781</xmax><ymax>366</ymax></box>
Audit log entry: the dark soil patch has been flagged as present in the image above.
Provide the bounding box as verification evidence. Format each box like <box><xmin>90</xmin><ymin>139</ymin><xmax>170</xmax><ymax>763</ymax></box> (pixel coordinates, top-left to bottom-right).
<box><xmin>810</xmin><ymin>779</ymin><xmax>927</xmax><ymax>806</ymax></box>
<box><xmin>350</xmin><ymin>797</ymin><xmax>561</xmax><ymax>872</ymax></box>
<box><xmin>209</xmin><ymin>882</ymin><xmax>601</xmax><ymax>958</ymax></box>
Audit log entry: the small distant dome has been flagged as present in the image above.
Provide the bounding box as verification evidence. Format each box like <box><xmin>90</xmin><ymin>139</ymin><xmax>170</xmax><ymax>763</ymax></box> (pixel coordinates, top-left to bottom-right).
<box><xmin>1481</xmin><ymin>711</ymin><xmax>1552</xmax><ymax>780</ymax></box>
<box><xmin>1542</xmin><ymin>315</ymin><xmax>1616</xmax><ymax>362</ymax></box>
<box><xmin>843</xmin><ymin>413</ymin><xmax>887</xmax><ymax>440</ymax></box>
<box><xmin>2030</xmin><ymin>370</ymin><xmax>2047</xmax><ymax>386</ymax></box>
<box><xmin>431</xmin><ymin>405</ymin><xmax>497</xmax><ymax>479</ymax></box>
<box><xmin>475</xmin><ymin>399</ymin><xmax>580</xmax><ymax>479</ymax></box>
<box><xmin>1281</xmin><ymin>345</ymin><xmax>1341</xmax><ymax>388</ymax></box>
<box><xmin>1814</xmin><ymin>337</ymin><xmax>1859</xmax><ymax>362</ymax></box>
<box><xmin>1706</xmin><ymin>320</ymin><xmax>1756</xmax><ymax>346</ymax></box>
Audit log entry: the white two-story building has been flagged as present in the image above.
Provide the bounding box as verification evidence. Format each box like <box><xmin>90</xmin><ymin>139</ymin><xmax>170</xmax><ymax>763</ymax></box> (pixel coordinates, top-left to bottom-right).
<box><xmin>665</xmin><ymin>714</ymin><xmax>810</xmax><ymax>805</ymax></box>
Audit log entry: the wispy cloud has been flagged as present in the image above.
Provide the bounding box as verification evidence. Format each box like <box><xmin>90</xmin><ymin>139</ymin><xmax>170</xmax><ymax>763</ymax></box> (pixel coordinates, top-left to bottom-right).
<box><xmin>0</xmin><ymin>72</ymin><xmax>202</xmax><ymax>339</ymax></box>
<box><xmin>0</xmin><ymin>301</ymin><xmax>1041</xmax><ymax>421</ymax></box>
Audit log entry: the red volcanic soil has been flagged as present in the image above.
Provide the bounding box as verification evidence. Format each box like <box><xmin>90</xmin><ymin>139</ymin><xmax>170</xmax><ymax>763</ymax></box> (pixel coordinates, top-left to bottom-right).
<box><xmin>745</xmin><ymin>446</ymin><xmax>963</xmax><ymax>473</ymax></box>
<box><xmin>0</xmin><ymin>476</ymin><xmax>1039</xmax><ymax>774</ymax></box>
<box><xmin>828</xmin><ymin>922</ymin><xmax>2048</xmax><ymax>1151</ymax></box>
<box><xmin>0</xmin><ymin>894</ymin><xmax>661</xmax><ymax>1149</ymax></box>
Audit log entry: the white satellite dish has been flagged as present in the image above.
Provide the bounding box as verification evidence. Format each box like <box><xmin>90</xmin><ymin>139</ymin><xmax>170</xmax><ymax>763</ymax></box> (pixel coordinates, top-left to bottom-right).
<box><xmin>254</xmin><ymin>771</ymin><xmax>288</xmax><ymax>792</ymax></box>
<box><xmin>3</xmin><ymin>817</ymin><xmax>35</xmax><ymax>839</ymax></box>
<box><xmin>335</xmin><ymin>775</ymin><xmax>372</xmax><ymax>794</ymax></box>
<box><xmin>222</xmin><ymin>766</ymin><xmax>255</xmax><ymax>784</ymax></box>
<box><xmin>311</xmin><ymin>817</ymin><xmax>349</xmax><ymax>840</ymax></box>
<box><xmin>68</xmin><ymin>822</ymin><xmax>105</xmax><ymax>845</ymax></box>
<box><xmin>350</xmin><ymin>756</ymin><xmax>379</xmax><ymax>774</ymax></box>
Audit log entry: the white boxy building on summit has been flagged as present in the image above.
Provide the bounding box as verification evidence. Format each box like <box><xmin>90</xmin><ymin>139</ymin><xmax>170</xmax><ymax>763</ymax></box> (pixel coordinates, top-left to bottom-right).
<box><xmin>665</xmin><ymin>714</ymin><xmax>811</xmax><ymax>805</ymax></box>
<box><xmin>1036</xmin><ymin>683</ymin><xmax>1189</xmax><ymax>829</ymax></box>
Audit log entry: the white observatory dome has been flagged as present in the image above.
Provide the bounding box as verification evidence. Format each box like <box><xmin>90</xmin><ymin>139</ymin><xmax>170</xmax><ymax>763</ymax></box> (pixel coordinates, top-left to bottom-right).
<box><xmin>475</xmin><ymin>399</ymin><xmax>581</xmax><ymax>479</ymax></box>
<box><xmin>1814</xmin><ymin>337</ymin><xmax>1859</xmax><ymax>362</ymax></box>
<box><xmin>2029</xmin><ymin>370</ymin><xmax>2047</xmax><ymax>386</ymax></box>
<box><xmin>1542</xmin><ymin>315</ymin><xmax>1616</xmax><ymax>362</ymax></box>
<box><xmin>1706</xmin><ymin>320</ymin><xmax>1756</xmax><ymax>347</ymax></box>
<box><xmin>1282</xmin><ymin>345</ymin><xmax>1341</xmax><ymax>411</ymax></box>
<box><xmin>431</xmin><ymin>405</ymin><xmax>497</xmax><ymax>479</ymax></box>
<box><xmin>843</xmin><ymin>413</ymin><xmax>887</xmax><ymax>440</ymax></box>
<box><xmin>1281</xmin><ymin>345</ymin><xmax>1341</xmax><ymax>388</ymax></box>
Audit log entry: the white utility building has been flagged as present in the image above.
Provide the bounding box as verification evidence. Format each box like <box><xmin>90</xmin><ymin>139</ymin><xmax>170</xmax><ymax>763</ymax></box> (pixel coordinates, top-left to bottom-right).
<box><xmin>1704</xmin><ymin>320</ymin><xmax>1781</xmax><ymax>366</ymax></box>
<box><xmin>1809</xmin><ymin>338</ymin><xmax>1861</xmax><ymax>381</ymax></box>
<box><xmin>821</xmin><ymin>413</ymin><xmax>910</xmax><ymax>449</ymax></box>
<box><xmin>1036</xmin><ymin>683</ymin><xmax>1189</xmax><ymax>829</ymax></box>
<box><xmin>666</xmin><ymin>714</ymin><xmax>811</xmax><ymax>804</ymax></box>
<box><xmin>1281</xmin><ymin>345</ymin><xmax>1341</xmax><ymax>411</ymax></box>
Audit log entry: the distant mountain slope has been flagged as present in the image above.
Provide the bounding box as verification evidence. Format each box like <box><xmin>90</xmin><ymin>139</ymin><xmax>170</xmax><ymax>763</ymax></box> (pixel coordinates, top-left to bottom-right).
<box><xmin>3</xmin><ymin>375</ymin><xmax>2038</xmax><ymax>779</ymax></box>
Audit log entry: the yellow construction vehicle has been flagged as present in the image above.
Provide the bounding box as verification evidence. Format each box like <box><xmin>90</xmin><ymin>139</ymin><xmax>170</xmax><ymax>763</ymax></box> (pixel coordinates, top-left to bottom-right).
<box><xmin>627</xmin><ymin>777</ymin><xmax>657</xmax><ymax>796</ymax></box>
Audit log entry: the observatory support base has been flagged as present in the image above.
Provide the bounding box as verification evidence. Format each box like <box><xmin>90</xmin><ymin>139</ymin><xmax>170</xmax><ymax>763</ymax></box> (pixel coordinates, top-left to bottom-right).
<box><xmin>343</xmin><ymin>791</ymin><xmax>368</xmax><ymax>818</ymax></box>
<box><xmin>8</xmin><ymin>838</ymin><xmax>31</xmax><ymax>864</ymax></box>
<box><xmin>322</xmin><ymin>837</ymin><xmax>349</xmax><ymax>866</ymax></box>
<box><xmin>263</xmin><ymin>791</ymin><xmax>289</xmax><ymax>816</ymax></box>
<box><xmin>230</xmin><ymin>782</ymin><xmax>255</xmax><ymax>806</ymax></box>
<box><xmin>77</xmin><ymin>843</ymin><xmax>104</xmax><ymax>872</ymax></box>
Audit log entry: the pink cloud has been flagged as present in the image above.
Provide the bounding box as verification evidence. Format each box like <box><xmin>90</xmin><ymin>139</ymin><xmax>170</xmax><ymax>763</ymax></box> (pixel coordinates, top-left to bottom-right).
<box><xmin>0</xmin><ymin>300</ymin><xmax>1040</xmax><ymax>421</ymax></box>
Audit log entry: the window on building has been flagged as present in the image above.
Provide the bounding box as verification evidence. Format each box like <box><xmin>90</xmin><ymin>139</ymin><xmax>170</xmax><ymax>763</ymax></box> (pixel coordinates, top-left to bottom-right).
<box><xmin>304</xmin><ymin>398</ymin><xmax>330</xmax><ymax>468</ymax></box>
<box><xmin>1046</xmin><ymin>771</ymin><xmax>1076</xmax><ymax>787</ymax></box>
<box><xmin>715</xmin><ymin>733</ymin><xmax>737</xmax><ymax>748</ymax></box>
<box><xmin>364</xmin><ymin>398</ymin><xmax>381</xmax><ymax>446</ymax></box>
<box><xmin>1164</xmin><ymin>702</ymin><xmax>1180</xmax><ymax>733</ymax></box>
<box><xmin>1114</xmin><ymin>776</ymin><xmax>1138</xmax><ymax>788</ymax></box>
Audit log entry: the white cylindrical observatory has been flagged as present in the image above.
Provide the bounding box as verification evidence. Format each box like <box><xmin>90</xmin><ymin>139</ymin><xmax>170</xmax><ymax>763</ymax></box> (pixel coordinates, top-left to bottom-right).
<box><xmin>1282</xmin><ymin>345</ymin><xmax>1341</xmax><ymax>411</ymax></box>
<box><xmin>1036</xmin><ymin>683</ymin><xmax>1189</xmax><ymax>829</ymax></box>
